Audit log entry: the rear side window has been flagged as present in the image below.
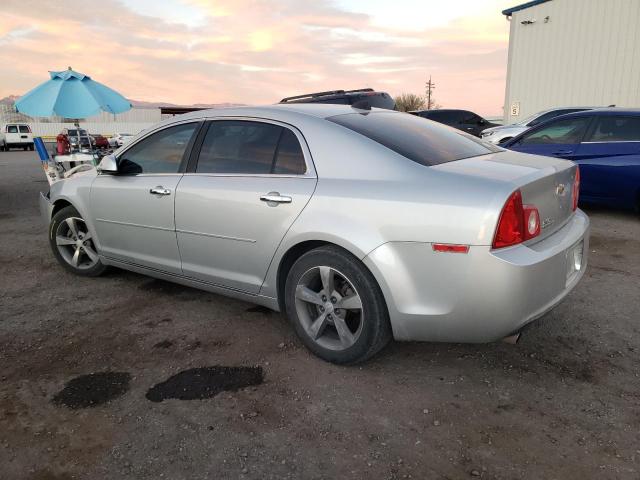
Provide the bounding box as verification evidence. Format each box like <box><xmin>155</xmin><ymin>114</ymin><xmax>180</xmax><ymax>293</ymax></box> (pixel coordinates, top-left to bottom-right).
<box><xmin>19</xmin><ymin>125</ymin><xmax>30</xmax><ymax>133</ymax></box>
<box><xmin>7</xmin><ymin>125</ymin><xmax>18</xmax><ymax>133</ymax></box>
<box><xmin>586</xmin><ymin>116</ymin><xmax>640</xmax><ymax>142</ymax></box>
<box><xmin>195</xmin><ymin>121</ymin><xmax>306</xmax><ymax>175</ymax></box>
<box><xmin>328</xmin><ymin>112</ymin><xmax>500</xmax><ymax>166</ymax></box>
<box><xmin>273</xmin><ymin>129</ymin><xmax>306</xmax><ymax>174</ymax></box>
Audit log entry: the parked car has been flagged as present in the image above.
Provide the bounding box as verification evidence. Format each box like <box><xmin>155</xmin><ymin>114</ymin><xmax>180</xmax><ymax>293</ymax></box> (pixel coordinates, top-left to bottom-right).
<box><xmin>410</xmin><ymin>109</ymin><xmax>500</xmax><ymax>137</ymax></box>
<box><xmin>92</xmin><ymin>134</ymin><xmax>110</xmax><ymax>150</ymax></box>
<box><xmin>481</xmin><ymin>107</ymin><xmax>597</xmax><ymax>144</ymax></box>
<box><xmin>109</xmin><ymin>133</ymin><xmax>134</xmax><ymax>147</ymax></box>
<box><xmin>59</xmin><ymin>128</ymin><xmax>93</xmax><ymax>152</ymax></box>
<box><xmin>503</xmin><ymin>108</ymin><xmax>640</xmax><ymax>211</ymax></box>
<box><xmin>1</xmin><ymin>123</ymin><xmax>34</xmax><ymax>151</ymax></box>
<box><xmin>40</xmin><ymin>105</ymin><xmax>588</xmax><ymax>364</ymax></box>
<box><xmin>280</xmin><ymin>88</ymin><xmax>396</xmax><ymax>110</ymax></box>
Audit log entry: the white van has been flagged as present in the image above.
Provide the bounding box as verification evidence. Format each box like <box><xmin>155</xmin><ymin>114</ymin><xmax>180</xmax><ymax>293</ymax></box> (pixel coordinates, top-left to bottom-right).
<box><xmin>1</xmin><ymin>123</ymin><xmax>34</xmax><ymax>151</ymax></box>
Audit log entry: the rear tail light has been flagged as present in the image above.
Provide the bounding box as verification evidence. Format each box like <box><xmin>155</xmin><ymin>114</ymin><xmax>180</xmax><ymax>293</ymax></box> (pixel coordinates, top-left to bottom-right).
<box><xmin>572</xmin><ymin>166</ymin><xmax>580</xmax><ymax>211</ymax></box>
<box><xmin>492</xmin><ymin>189</ymin><xmax>540</xmax><ymax>249</ymax></box>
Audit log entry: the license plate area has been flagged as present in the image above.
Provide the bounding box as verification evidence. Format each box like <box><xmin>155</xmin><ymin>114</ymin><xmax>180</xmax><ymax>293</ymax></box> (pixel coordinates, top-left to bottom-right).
<box><xmin>565</xmin><ymin>240</ymin><xmax>584</xmax><ymax>285</ymax></box>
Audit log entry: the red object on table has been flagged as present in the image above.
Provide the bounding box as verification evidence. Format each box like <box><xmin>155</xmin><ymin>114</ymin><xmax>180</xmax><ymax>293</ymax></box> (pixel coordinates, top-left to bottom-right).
<box><xmin>56</xmin><ymin>133</ymin><xmax>70</xmax><ymax>155</ymax></box>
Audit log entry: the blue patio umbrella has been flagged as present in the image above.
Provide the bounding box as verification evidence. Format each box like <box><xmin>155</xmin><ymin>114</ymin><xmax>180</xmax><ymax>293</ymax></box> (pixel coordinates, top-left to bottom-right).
<box><xmin>15</xmin><ymin>67</ymin><xmax>131</xmax><ymax>118</ymax></box>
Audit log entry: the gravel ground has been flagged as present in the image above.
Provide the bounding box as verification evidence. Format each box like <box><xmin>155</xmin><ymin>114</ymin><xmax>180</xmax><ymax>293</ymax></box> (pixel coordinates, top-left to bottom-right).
<box><xmin>1</xmin><ymin>150</ymin><xmax>639</xmax><ymax>480</ymax></box>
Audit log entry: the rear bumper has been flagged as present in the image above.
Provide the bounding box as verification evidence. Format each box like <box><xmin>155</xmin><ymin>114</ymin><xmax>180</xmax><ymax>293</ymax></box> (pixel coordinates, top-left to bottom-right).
<box><xmin>364</xmin><ymin>209</ymin><xmax>590</xmax><ymax>342</ymax></box>
<box><xmin>39</xmin><ymin>191</ymin><xmax>54</xmax><ymax>227</ymax></box>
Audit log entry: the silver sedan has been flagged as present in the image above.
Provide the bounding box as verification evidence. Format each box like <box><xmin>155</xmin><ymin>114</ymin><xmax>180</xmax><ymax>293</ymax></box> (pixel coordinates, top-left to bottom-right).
<box><xmin>40</xmin><ymin>104</ymin><xmax>589</xmax><ymax>364</ymax></box>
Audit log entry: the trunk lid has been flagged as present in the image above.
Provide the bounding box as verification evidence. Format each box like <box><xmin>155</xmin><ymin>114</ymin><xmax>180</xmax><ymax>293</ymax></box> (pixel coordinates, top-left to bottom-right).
<box><xmin>433</xmin><ymin>150</ymin><xmax>578</xmax><ymax>241</ymax></box>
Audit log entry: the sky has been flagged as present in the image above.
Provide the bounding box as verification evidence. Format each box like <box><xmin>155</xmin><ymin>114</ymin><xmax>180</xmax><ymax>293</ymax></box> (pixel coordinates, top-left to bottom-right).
<box><xmin>0</xmin><ymin>0</ymin><xmax>516</xmax><ymax>116</ymax></box>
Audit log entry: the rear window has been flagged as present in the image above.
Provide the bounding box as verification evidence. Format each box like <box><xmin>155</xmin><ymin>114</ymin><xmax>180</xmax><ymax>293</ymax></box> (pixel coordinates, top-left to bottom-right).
<box><xmin>19</xmin><ymin>125</ymin><xmax>30</xmax><ymax>133</ymax></box>
<box><xmin>7</xmin><ymin>125</ymin><xmax>18</xmax><ymax>133</ymax></box>
<box><xmin>328</xmin><ymin>112</ymin><xmax>500</xmax><ymax>166</ymax></box>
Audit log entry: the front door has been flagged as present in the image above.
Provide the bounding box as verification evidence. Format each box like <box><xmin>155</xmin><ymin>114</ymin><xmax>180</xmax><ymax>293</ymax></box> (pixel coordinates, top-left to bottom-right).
<box><xmin>91</xmin><ymin>122</ymin><xmax>200</xmax><ymax>273</ymax></box>
<box><xmin>507</xmin><ymin>116</ymin><xmax>593</xmax><ymax>160</ymax></box>
<box><xmin>175</xmin><ymin>119</ymin><xmax>316</xmax><ymax>293</ymax></box>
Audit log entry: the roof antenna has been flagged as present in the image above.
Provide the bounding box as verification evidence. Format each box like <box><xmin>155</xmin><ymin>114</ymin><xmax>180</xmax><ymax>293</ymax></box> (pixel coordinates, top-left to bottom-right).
<box><xmin>351</xmin><ymin>99</ymin><xmax>371</xmax><ymax>112</ymax></box>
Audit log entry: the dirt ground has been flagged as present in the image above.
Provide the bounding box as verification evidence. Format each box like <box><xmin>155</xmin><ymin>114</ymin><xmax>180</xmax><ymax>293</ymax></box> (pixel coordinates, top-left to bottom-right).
<box><xmin>1</xmin><ymin>150</ymin><xmax>639</xmax><ymax>480</ymax></box>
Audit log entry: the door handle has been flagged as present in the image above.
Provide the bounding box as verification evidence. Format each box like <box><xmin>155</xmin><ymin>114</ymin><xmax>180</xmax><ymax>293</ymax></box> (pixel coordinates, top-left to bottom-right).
<box><xmin>260</xmin><ymin>192</ymin><xmax>292</xmax><ymax>205</ymax></box>
<box><xmin>149</xmin><ymin>186</ymin><xmax>171</xmax><ymax>196</ymax></box>
<box><xmin>552</xmin><ymin>150</ymin><xmax>574</xmax><ymax>156</ymax></box>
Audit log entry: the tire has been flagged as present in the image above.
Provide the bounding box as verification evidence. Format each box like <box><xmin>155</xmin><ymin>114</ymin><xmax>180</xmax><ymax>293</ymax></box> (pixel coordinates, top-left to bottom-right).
<box><xmin>284</xmin><ymin>245</ymin><xmax>391</xmax><ymax>364</ymax></box>
<box><xmin>49</xmin><ymin>206</ymin><xmax>107</xmax><ymax>277</ymax></box>
<box><xmin>2</xmin><ymin>143</ymin><xmax>7</xmax><ymax>151</ymax></box>
<box><xmin>29</xmin><ymin>144</ymin><xmax>35</xmax><ymax>151</ymax></box>
<box><xmin>23</xmin><ymin>145</ymin><xmax>28</xmax><ymax>151</ymax></box>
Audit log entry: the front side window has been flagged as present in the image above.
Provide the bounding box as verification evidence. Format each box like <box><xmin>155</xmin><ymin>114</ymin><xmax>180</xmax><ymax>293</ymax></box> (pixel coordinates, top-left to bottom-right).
<box><xmin>518</xmin><ymin>117</ymin><xmax>591</xmax><ymax>145</ymax></box>
<box><xmin>328</xmin><ymin>112</ymin><xmax>500</xmax><ymax>166</ymax></box>
<box><xmin>7</xmin><ymin>125</ymin><xmax>18</xmax><ymax>133</ymax></box>
<box><xmin>586</xmin><ymin>116</ymin><xmax>640</xmax><ymax>142</ymax></box>
<box><xmin>118</xmin><ymin>122</ymin><xmax>198</xmax><ymax>174</ymax></box>
<box><xmin>196</xmin><ymin>121</ymin><xmax>306</xmax><ymax>175</ymax></box>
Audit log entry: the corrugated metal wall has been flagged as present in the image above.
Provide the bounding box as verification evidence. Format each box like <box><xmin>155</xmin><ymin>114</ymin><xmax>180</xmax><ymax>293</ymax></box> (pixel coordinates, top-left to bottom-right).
<box><xmin>503</xmin><ymin>0</ymin><xmax>640</xmax><ymax>123</ymax></box>
<box><xmin>0</xmin><ymin>105</ymin><xmax>161</xmax><ymax>138</ymax></box>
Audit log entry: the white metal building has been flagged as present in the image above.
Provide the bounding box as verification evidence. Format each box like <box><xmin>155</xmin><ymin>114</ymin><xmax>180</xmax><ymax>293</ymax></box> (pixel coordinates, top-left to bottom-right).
<box><xmin>502</xmin><ymin>0</ymin><xmax>640</xmax><ymax>123</ymax></box>
<box><xmin>0</xmin><ymin>104</ymin><xmax>161</xmax><ymax>139</ymax></box>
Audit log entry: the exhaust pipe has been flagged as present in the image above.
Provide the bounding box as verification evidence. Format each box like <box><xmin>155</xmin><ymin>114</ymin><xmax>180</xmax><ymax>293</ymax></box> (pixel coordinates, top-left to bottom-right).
<box><xmin>502</xmin><ymin>332</ymin><xmax>521</xmax><ymax>345</ymax></box>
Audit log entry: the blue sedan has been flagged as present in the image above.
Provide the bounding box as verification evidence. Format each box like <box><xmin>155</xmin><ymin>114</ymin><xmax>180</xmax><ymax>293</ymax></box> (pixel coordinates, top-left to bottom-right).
<box><xmin>502</xmin><ymin>108</ymin><xmax>640</xmax><ymax>211</ymax></box>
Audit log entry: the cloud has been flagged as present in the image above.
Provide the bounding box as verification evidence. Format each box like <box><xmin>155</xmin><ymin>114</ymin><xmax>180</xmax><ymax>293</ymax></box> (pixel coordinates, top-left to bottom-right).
<box><xmin>0</xmin><ymin>0</ymin><xmax>512</xmax><ymax>115</ymax></box>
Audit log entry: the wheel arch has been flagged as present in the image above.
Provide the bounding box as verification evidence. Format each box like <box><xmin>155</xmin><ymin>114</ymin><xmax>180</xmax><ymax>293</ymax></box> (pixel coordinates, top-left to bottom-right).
<box><xmin>273</xmin><ymin>239</ymin><xmax>389</xmax><ymax>317</ymax></box>
<box><xmin>51</xmin><ymin>199</ymin><xmax>74</xmax><ymax>218</ymax></box>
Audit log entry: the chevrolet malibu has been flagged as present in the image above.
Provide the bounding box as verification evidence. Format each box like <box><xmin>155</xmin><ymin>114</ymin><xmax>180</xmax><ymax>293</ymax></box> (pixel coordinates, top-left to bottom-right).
<box><xmin>40</xmin><ymin>104</ymin><xmax>589</xmax><ymax>364</ymax></box>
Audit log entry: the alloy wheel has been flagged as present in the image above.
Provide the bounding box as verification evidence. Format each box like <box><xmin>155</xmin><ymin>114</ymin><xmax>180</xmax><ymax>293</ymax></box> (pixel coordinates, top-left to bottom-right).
<box><xmin>55</xmin><ymin>217</ymin><xmax>100</xmax><ymax>270</ymax></box>
<box><xmin>294</xmin><ymin>266</ymin><xmax>364</xmax><ymax>351</ymax></box>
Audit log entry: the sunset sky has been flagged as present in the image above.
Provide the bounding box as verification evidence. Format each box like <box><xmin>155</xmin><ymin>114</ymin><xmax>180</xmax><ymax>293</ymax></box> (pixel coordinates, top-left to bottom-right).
<box><xmin>1</xmin><ymin>0</ymin><xmax>516</xmax><ymax>116</ymax></box>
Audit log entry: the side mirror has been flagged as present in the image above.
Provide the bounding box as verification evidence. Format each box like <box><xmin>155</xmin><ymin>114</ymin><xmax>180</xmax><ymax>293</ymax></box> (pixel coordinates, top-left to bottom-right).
<box><xmin>97</xmin><ymin>154</ymin><xmax>118</xmax><ymax>174</ymax></box>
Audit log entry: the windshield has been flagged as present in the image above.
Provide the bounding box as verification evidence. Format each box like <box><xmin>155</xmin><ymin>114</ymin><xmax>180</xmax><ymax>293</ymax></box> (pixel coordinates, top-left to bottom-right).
<box><xmin>328</xmin><ymin>112</ymin><xmax>500</xmax><ymax>166</ymax></box>
<box><xmin>516</xmin><ymin>112</ymin><xmax>541</xmax><ymax>126</ymax></box>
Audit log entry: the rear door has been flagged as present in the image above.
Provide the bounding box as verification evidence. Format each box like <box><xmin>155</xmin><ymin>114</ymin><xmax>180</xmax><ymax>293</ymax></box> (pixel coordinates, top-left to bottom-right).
<box><xmin>507</xmin><ymin>116</ymin><xmax>593</xmax><ymax>160</ymax></box>
<box><xmin>175</xmin><ymin>119</ymin><xmax>316</xmax><ymax>293</ymax></box>
<box><xmin>574</xmin><ymin>115</ymin><xmax>640</xmax><ymax>206</ymax></box>
<box><xmin>5</xmin><ymin>124</ymin><xmax>20</xmax><ymax>144</ymax></box>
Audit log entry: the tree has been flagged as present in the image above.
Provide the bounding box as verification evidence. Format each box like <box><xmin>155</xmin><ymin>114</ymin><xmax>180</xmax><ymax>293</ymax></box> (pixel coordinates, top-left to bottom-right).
<box><xmin>394</xmin><ymin>93</ymin><xmax>426</xmax><ymax>112</ymax></box>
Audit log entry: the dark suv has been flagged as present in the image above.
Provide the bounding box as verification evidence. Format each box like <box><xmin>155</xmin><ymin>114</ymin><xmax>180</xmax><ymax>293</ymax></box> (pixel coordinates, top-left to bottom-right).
<box><xmin>410</xmin><ymin>109</ymin><xmax>499</xmax><ymax>137</ymax></box>
<box><xmin>279</xmin><ymin>89</ymin><xmax>396</xmax><ymax>110</ymax></box>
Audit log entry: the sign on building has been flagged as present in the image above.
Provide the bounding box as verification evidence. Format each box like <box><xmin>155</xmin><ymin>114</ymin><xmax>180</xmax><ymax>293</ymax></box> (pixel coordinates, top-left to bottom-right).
<box><xmin>510</xmin><ymin>102</ymin><xmax>520</xmax><ymax>116</ymax></box>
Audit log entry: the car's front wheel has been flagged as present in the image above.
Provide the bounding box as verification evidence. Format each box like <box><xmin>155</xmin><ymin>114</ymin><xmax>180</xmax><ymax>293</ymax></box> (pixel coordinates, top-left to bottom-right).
<box><xmin>49</xmin><ymin>206</ymin><xmax>107</xmax><ymax>277</ymax></box>
<box><xmin>284</xmin><ymin>245</ymin><xmax>391</xmax><ymax>364</ymax></box>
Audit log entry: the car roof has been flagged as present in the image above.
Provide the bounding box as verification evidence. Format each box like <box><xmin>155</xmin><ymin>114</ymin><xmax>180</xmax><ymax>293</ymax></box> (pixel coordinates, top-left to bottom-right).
<box><xmin>410</xmin><ymin>109</ymin><xmax>473</xmax><ymax>114</ymax></box>
<box><xmin>552</xmin><ymin>107</ymin><xmax>640</xmax><ymax>118</ymax></box>
<box><xmin>150</xmin><ymin>104</ymin><xmax>401</xmax><ymax>130</ymax></box>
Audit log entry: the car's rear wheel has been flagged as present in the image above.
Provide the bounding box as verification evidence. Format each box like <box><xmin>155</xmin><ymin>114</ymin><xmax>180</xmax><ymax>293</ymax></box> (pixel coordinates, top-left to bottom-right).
<box><xmin>284</xmin><ymin>245</ymin><xmax>391</xmax><ymax>364</ymax></box>
<box><xmin>49</xmin><ymin>206</ymin><xmax>106</xmax><ymax>277</ymax></box>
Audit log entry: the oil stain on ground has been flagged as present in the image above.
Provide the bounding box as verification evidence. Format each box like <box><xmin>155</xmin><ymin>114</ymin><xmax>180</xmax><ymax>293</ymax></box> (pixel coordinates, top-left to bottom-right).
<box><xmin>146</xmin><ymin>366</ymin><xmax>263</xmax><ymax>402</ymax></box>
<box><xmin>52</xmin><ymin>372</ymin><xmax>131</xmax><ymax>409</ymax></box>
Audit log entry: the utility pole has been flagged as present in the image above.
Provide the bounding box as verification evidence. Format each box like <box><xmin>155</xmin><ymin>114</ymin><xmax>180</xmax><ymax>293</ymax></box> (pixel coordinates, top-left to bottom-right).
<box><xmin>425</xmin><ymin>76</ymin><xmax>436</xmax><ymax>110</ymax></box>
